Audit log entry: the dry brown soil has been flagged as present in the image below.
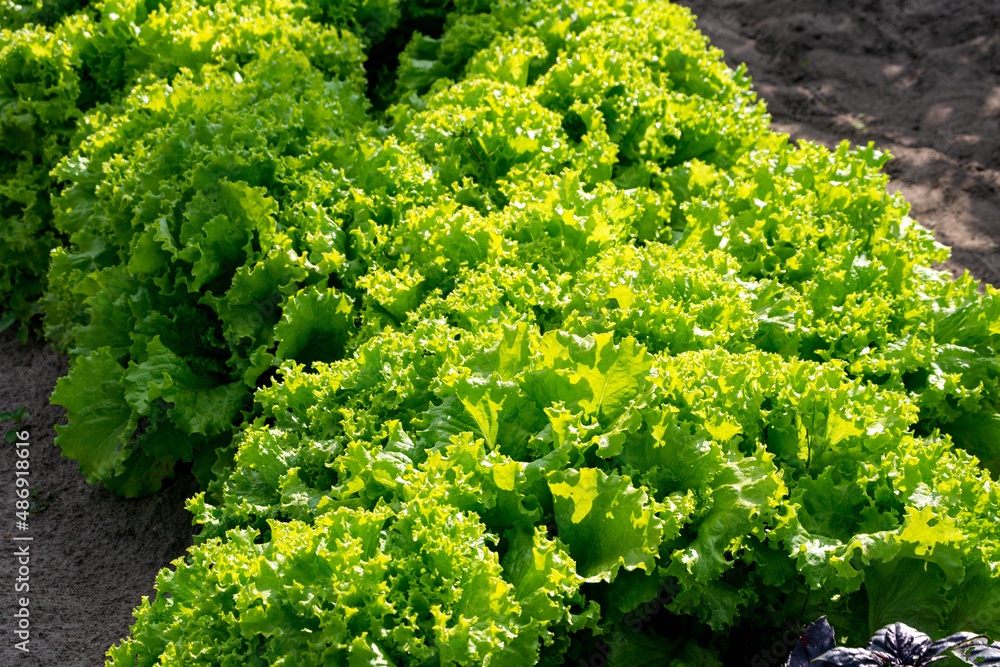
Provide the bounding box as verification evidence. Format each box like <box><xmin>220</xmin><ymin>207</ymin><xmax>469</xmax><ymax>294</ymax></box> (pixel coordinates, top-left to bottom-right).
<box><xmin>0</xmin><ymin>332</ymin><xmax>198</xmax><ymax>666</ymax></box>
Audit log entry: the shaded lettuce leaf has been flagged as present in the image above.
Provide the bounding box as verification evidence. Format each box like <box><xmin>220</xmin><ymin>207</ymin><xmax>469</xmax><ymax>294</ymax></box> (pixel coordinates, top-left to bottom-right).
<box><xmin>50</xmin><ymin>347</ymin><xmax>178</xmax><ymax>496</ymax></box>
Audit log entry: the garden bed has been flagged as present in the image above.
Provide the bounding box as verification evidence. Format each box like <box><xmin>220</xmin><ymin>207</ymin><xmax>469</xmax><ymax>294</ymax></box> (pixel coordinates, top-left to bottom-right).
<box><xmin>1</xmin><ymin>0</ymin><xmax>999</xmax><ymax>664</ymax></box>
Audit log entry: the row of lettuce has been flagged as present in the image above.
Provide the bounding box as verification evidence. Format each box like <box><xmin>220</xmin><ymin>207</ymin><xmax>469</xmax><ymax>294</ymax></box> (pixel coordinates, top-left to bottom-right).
<box><xmin>5</xmin><ymin>0</ymin><xmax>1000</xmax><ymax>664</ymax></box>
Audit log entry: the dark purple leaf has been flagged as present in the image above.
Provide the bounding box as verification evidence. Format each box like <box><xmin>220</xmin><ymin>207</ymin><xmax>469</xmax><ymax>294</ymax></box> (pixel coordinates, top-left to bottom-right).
<box><xmin>954</xmin><ymin>642</ymin><xmax>1000</xmax><ymax>665</ymax></box>
<box><xmin>813</xmin><ymin>647</ymin><xmax>884</xmax><ymax>667</ymax></box>
<box><xmin>785</xmin><ymin>617</ymin><xmax>837</xmax><ymax>667</ymax></box>
<box><xmin>867</xmin><ymin>623</ymin><xmax>931</xmax><ymax>663</ymax></box>
<box><xmin>926</xmin><ymin>632</ymin><xmax>983</xmax><ymax>659</ymax></box>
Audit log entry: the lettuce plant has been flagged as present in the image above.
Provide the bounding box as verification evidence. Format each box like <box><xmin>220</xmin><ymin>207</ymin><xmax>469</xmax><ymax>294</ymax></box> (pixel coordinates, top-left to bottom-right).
<box><xmin>45</xmin><ymin>36</ymin><xmax>378</xmax><ymax>494</ymax></box>
<box><xmin>0</xmin><ymin>0</ymin><xmax>410</xmax><ymax>336</ymax></box>
<box><xmin>0</xmin><ymin>0</ymin><xmax>89</xmax><ymax>31</ymax></box>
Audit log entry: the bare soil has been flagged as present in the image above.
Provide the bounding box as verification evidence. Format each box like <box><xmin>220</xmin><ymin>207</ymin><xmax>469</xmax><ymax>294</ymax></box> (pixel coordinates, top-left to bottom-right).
<box><xmin>1</xmin><ymin>1</ymin><xmax>999</xmax><ymax>665</ymax></box>
<box><xmin>0</xmin><ymin>331</ymin><xmax>198</xmax><ymax>666</ymax></box>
